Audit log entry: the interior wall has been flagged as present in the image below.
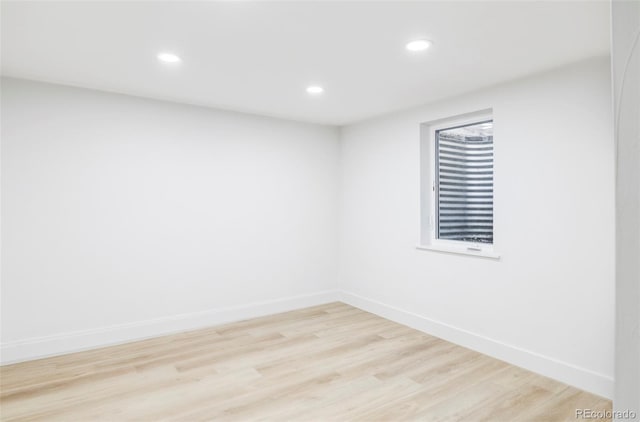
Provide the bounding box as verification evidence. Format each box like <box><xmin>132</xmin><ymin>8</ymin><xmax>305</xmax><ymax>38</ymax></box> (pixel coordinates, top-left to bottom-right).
<box><xmin>612</xmin><ymin>0</ymin><xmax>640</xmax><ymax>418</ymax></box>
<box><xmin>0</xmin><ymin>56</ymin><xmax>618</xmax><ymax>400</ymax></box>
<box><xmin>0</xmin><ymin>78</ymin><xmax>340</xmax><ymax>362</ymax></box>
<box><xmin>338</xmin><ymin>57</ymin><xmax>615</xmax><ymax>397</ymax></box>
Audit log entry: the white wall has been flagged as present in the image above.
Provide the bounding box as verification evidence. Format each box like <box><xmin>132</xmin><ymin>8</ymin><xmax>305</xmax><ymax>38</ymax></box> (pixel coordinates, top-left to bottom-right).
<box><xmin>1</xmin><ymin>58</ymin><xmax>617</xmax><ymax>400</ymax></box>
<box><xmin>338</xmin><ymin>57</ymin><xmax>615</xmax><ymax>398</ymax></box>
<box><xmin>612</xmin><ymin>0</ymin><xmax>640</xmax><ymax>418</ymax></box>
<box><xmin>0</xmin><ymin>78</ymin><xmax>340</xmax><ymax>363</ymax></box>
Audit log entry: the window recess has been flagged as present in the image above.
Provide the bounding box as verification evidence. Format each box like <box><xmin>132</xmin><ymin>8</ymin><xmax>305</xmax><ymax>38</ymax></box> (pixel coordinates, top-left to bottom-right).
<box><xmin>419</xmin><ymin>112</ymin><xmax>498</xmax><ymax>259</ymax></box>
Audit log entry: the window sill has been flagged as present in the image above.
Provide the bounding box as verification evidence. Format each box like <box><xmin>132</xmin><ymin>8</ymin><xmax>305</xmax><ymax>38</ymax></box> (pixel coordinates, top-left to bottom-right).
<box><xmin>416</xmin><ymin>244</ymin><xmax>501</xmax><ymax>260</ymax></box>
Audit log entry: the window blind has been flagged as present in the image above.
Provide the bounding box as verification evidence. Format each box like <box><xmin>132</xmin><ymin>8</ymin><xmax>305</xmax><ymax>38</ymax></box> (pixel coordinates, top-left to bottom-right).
<box><xmin>436</xmin><ymin>122</ymin><xmax>493</xmax><ymax>244</ymax></box>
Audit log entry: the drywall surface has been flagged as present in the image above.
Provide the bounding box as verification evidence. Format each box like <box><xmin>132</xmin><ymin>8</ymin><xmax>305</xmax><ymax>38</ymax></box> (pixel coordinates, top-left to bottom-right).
<box><xmin>612</xmin><ymin>0</ymin><xmax>640</xmax><ymax>419</ymax></box>
<box><xmin>338</xmin><ymin>57</ymin><xmax>615</xmax><ymax>397</ymax></box>
<box><xmin>1</xmin><ymin>78</ymin><xmax>339</xmax><ymax>362</ymax></box>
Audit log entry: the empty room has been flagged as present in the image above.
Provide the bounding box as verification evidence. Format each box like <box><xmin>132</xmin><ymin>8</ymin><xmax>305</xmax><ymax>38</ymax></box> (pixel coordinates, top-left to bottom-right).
<box><xmin>1</xmin><ymin>1</ymin><xmax>638</xmax><ymax>421</ymax></box>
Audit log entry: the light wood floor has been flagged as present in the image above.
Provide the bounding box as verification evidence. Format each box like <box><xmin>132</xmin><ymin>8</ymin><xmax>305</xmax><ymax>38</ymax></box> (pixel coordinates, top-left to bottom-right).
<box><xmin>0</xmin><ymin>302</ymin><xmax>611</xmax><ymax>421</ymax></box>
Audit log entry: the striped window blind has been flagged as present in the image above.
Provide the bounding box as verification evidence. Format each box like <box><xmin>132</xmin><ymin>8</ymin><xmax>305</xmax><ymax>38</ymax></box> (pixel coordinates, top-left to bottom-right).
<box><xmin>435</xmin><ymin>121</ymin><xmax>493</xmax><ymax>244</ymax></box>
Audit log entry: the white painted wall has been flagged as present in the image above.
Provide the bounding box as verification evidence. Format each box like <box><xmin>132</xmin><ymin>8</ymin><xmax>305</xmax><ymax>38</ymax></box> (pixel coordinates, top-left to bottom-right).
<box><xmin>1</xmin><ymin>58</ymin><xmax>617</xmax><ymax>401</ymax></box>
<box><xmin>0</xmin><ymin>78</ymin><xmax>339</xmax><ymax>362</ymax></box>
<box><xmin>612</xmin><ymin>0</ymin><xmax>640</xmax><ymax>418</ymax></box>
<box><xmin>338</xmin><ymin>57</ymin><xmax>615</xmax><ymax>398</ymax></box>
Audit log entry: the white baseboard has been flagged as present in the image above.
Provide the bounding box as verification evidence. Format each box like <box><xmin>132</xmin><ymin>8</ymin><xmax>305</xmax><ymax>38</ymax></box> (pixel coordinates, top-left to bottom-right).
<box><xmin>338</xmin><ymin>290</ymin><xmax>614</xmax><ymax>399</ymax></box>
<box><xmin>0</xmin><ymin>290</ymin><xmax>340</xmax><ymax>366</ymax></box>
<box><xmin>1</xmin><ymin>288</ymin><xmax>613</xmax><ymax>400</ymax></box>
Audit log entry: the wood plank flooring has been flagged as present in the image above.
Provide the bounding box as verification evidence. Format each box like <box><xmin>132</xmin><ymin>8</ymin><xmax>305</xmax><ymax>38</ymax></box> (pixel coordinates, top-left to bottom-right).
<box><xmin>0</xmin><ymin>302</ymin><xmax>612</xmax><ymax>421</ymax></box>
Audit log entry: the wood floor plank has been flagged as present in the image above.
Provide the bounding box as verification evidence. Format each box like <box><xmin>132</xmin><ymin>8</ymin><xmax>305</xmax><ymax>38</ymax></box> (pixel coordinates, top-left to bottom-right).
<box><xmin>0</xmin><ymin>302</ymin><xmax>612</xmax><ymax>421</ymax></box>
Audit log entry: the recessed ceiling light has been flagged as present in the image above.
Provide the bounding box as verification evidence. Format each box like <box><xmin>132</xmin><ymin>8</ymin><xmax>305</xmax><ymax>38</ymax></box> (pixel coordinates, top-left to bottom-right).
<box><xmin>157</xmin><ymin>52</ymin><xmax>181</xmax><ymax>64</ymax></box>
<box><xmin>405</xmin><ymin>39</ymin><xmax>432</xmax><ymax>52</ymax></box>
<box><xmin>306</xmin><ymin>85</ymin><xmax>324</xmax><ymax>95</ymax></box>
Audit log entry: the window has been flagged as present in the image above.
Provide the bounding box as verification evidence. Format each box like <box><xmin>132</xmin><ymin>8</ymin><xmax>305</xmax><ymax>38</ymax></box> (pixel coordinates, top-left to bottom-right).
<box><xmin>436</xmin><ymin>120</ymin><xmax>493</xmax><ymax>243</ymax></box>
<box><xmin>419</xmin><ymin>112</ymin><xmax>498</xmax><ymax>258</ymax></box>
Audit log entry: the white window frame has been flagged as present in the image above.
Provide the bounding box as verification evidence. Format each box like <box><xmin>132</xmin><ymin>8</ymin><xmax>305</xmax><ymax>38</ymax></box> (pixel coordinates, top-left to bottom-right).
<box><xmin>417</xmin><ymin>110</ymin><xmax>500</xmax><ymax>259</ymax></box>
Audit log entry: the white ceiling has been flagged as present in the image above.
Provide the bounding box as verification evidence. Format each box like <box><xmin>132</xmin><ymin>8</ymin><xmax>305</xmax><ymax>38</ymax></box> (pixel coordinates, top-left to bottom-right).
<box><xmin>1</xmin><ymin>1</ymin><xmax>610</xmax><ymax>125</ymax></box>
